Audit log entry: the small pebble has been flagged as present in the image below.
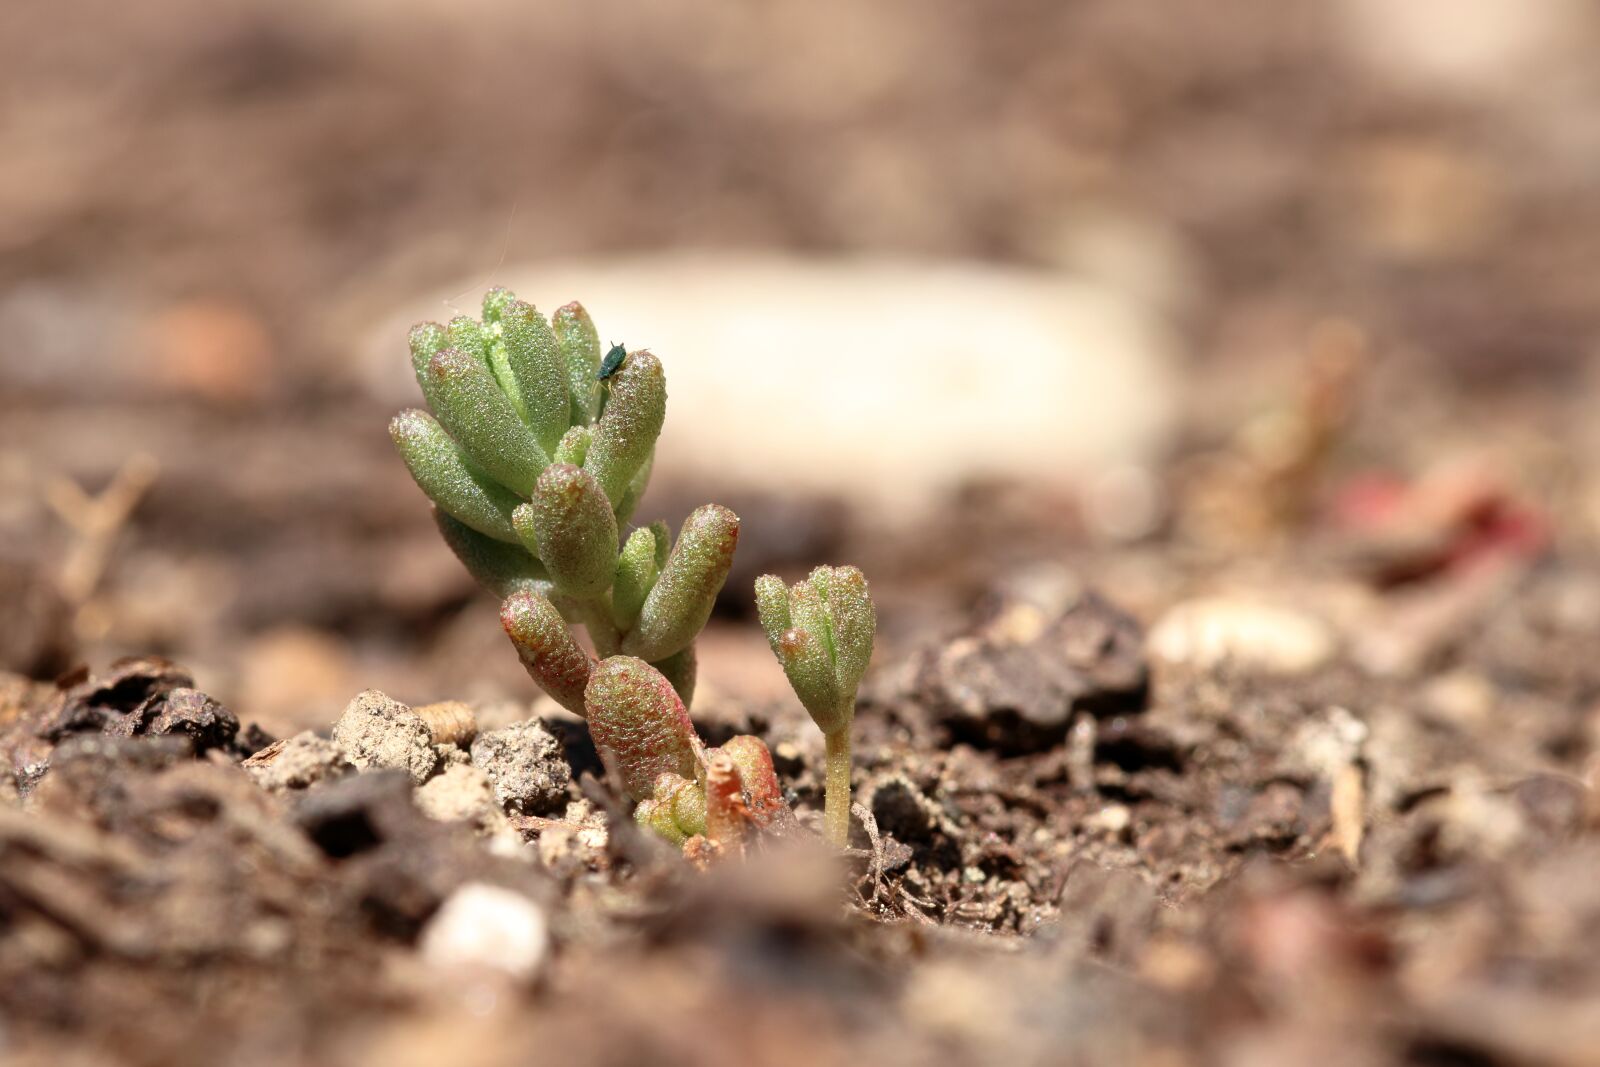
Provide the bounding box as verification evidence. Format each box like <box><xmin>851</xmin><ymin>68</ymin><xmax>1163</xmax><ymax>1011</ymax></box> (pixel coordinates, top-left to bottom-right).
<box><xmin>332</xmin><ymin>690</ymin><xmax>438</xmax><ymax>785</ymax></box>
<box><xmin>470</xmin><ymin>719</ymin><xmax>571</xmax><ymax>815</ymax></box>
<box><xmin>415</xmin><ymin>763</ymin><xmax>496</xmax><ymax>825</ymax></box>
<box><xmin>242</xmin><ymin>731</ymin><xmax>352</xmax><ymax>792</ymax></box>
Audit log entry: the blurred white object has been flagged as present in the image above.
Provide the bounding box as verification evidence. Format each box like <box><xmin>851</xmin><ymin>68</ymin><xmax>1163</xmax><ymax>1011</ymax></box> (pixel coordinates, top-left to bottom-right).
<box><xmin>1149</xmin><ymin>596</ymin><xmax>1336</xmax><ymax>675</ymax></box>
<box><xmin>367</xmin><ymin>254</ymin><xmax>1178</xmax><ymax>511</ymax></box>
<box><xmin>419</xmin><ymin>882</ymin><xmax>548</xmax><ymax>982</ymax></box>
<box><xmin>1337</xmin><ymin>0</ymin><xmax>1589</xmax><ymax>94</ymax></box>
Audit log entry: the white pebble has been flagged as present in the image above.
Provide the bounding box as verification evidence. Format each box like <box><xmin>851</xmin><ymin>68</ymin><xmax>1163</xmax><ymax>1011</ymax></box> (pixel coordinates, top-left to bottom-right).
<box><xmin>419</xmin><ymin>883</ymin><xmax>548</xmax><ymax>982</ymax></box>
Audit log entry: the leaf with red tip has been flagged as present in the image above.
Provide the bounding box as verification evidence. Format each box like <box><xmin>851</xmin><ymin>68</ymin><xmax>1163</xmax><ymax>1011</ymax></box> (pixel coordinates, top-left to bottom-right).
<box><xmin>717</xmin><ymin>735</ymin><xmax>783</xmax><ymax>826</ymax></box>
<box><xmin>501</xmin><ymin>591</ymin><xmax>592</xmax><ymax>714</ymax></box>
<box><xmin>584</xmin><ymin>657</ymin><xmax>700</xmax><ymax>802</ymax></box>
<box><xmin>702</xmin><ymin>750</ymin><xmax>748</xmax><ymax>848</ymax></box>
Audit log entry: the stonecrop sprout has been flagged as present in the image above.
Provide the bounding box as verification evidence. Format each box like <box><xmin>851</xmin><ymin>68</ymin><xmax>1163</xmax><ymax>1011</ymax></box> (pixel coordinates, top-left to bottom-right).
<box><xmin>754</xmin><ymin>568</ymin><xmax>875</xmax><ymax>845</ymax></box>
<box><xmin>390</xmin><ymin>288</ymin><xmax>874</xmax><ymax>855</ymax></box>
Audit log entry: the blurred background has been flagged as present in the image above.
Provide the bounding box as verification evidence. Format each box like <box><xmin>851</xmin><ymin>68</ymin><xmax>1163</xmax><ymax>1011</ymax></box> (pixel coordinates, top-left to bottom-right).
<box><xmin>5</xmin><ymin>0</ymin><xmax>1600</xmax><ymax>736</ymax></box>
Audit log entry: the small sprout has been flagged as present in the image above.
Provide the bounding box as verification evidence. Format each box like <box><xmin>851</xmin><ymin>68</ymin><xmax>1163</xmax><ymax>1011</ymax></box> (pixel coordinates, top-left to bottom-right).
<box><xmin>633</xmin><ymin>770</ymin><xmax>706</xmax><ymax>846</ymax></box>
<box><xmin>501</xmin><ymin>591</ymin><xmax>593</xmax><ymax>715</ymax></box>
<box><xmin>392</xmin><ymin>289</ymin><xmax>865</xmax><ymax>861</ymax></box>
<box><xmin>584</xmin><ymin>656</ymin><xmax>700</xmax><ymax>802</ymax></box>
<box><xmin>634</xmin><ymin>795</ymin><xmax>685</xmax><ymax>846</ymax></box>
<box><xmin>622</xmin><ymin>504</ymin><xmax>740</xmax><ymax>663</ymax></box>
<box><xmin>756</xmin><ymin>566</ymin><xmax>876</xmax><ymax>846</ymax></box>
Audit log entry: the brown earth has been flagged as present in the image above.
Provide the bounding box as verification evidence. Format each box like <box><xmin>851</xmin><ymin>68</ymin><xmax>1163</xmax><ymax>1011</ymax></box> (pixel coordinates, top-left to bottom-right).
<box><xmin>6</xmin><ymin>1</ymin><xmax>1600</xmax><ymax>1065</ymax></box>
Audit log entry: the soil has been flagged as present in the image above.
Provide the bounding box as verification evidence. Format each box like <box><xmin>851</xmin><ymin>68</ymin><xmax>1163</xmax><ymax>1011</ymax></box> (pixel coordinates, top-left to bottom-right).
<box><xmin>7</xmin><ymin>2</ymin><xmax>1600</xmax><ymax>1065</ymax></box>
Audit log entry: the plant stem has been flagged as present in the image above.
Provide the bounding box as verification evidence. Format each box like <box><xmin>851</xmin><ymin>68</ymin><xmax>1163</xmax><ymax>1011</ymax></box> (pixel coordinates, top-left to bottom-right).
<box><xmin>823</xmin><ymin>726</ymin><xmax>852</xmax><ymax>846</ymax></box>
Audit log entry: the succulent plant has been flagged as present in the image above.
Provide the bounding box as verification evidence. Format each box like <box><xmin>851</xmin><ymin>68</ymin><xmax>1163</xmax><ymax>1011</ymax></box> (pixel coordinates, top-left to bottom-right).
<box><xmin>391</xmin><ymin>289</ymin><xmax>736</xmax><ymax>676</ymax></box>
<box><xmin>755</xmin><ymin>566</ymin><xmax>875</xmax><ymax>845</ymax></box>
<box><xmin>392</xmin><ymin>288</ymin><xmax>867</xmax><ymax>855</ymax></box>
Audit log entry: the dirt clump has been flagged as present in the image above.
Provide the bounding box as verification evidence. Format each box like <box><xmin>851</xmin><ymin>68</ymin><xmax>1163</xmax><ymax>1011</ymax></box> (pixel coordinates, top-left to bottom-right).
<box><xmin>470</xmin><ymin>719</ymin><xmax>572</xmax><ymax>816</ymax></box>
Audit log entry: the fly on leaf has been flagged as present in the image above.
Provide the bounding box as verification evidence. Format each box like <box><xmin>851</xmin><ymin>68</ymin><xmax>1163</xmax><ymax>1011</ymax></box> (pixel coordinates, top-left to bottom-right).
<box><xmin>598</xmin><ymin>343</ymin><xmax>627</xmax><ymax>380</ymax></box>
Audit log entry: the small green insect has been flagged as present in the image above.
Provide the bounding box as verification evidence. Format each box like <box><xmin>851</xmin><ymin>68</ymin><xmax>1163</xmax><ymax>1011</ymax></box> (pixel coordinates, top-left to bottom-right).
<box><xmin>598</xmin><ymin>343</ymin><xmax>627</xmax><ymax>381</ymax></box>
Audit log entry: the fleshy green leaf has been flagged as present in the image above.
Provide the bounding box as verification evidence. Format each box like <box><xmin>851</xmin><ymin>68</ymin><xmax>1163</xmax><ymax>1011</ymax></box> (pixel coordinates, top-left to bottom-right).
<box><xmin>500</xmin><ymin>300</ymin><xmax>571</xmax><ymax>455</ymax></box>
<box><xmin>409</xmin><ymin>322</ymin><xmax>449</xmax><ymax>383</ymax></box>
<box><xmin>553</xmin><ymin>301</ymin><xmax>602</xmax><ymax>426</ymax></box>
<box><xmin>554</xmin><ymin>425</ymin><xmax>591</xmax><ymax>467</ymax></box>
<box><xmin>612</xmin><ymin>526</ymin><xmax>659</xmax><ymax>630</ymax></box>
<box><xmin>664</xmin><ymin>771</ymin><xmax>707</xmax><ymax>838</ymax></box>
<box><xmin>432</xmin><ymin>509</ymin><xmax>552</xmax><ymax>600</ymax></box>
<box><xmin>583</xmin><ymin>350</ymin><xmax>666</xmax><ymax>507</ymax></box>
<box><xmin>775</xmin><ymin>577</ymin><xmax>846</xmax><ymax>732</ymax></box>
<box><xmin>390</xmin><ymin>410</ymin><xmax>520</xmax><ymax>542</ymax></box>
<box><xmin>777</xmin><ymin>623</ymin><xmax>844</xmax><ymax>734</ymax></box>
<box><xmin>425</xmin><ymin>348</ymin><xmax>549</xmax><ymax>496</ymax></box>
<box><xmin>500</xmin><ymin>590</ymin><xmax>592</xmax><ymax>714</ymax></box>
<box><xmin>612</xmin><ymin>448</ymin><xmax>654</xmax><ymax>526</ymax></box>
<box><xmin>481</xmin><ymin>286</ymin><xmax>517</xmax><ymax>325</ymax></box>
<box><xmin>633</xmin><ymin>797</ymin><xmax>685</xmax><ymax>846</ymax></box>
<box><xmin>754</xmin><ymin>574</ymin><xmax>793</xmax><ymax>648</ymax></box>
<box><xmin>515</xmin><ymin>464</ymin><xmax>619</xmax><ymax>601</ymax></box>
<box><xmin>621</xmin><ymin>504</ymin><xmax>739</xmax><ymax>662</ymax></box>
<box><xmin>447</xmin><ymin>316</ymin><xmax>491</xmax><ymax>365</ymax></box>
<box><xmin>825</xmin><ymin>564</ymin><xmax>876</xmax><ymax>700</ymax></box>
<box><xmin>633</xmin><ymin>771</ymin><xmax>706</xmax><ymax>845</ymax></box>
<box><xmin>648</xmin><ymin>520</ymin><xmax>672</xmax><ymax>571</ymax></box>
<box><xmin>584</xmin><ymin>657</ymin><xmax>700</xmax><ymax>802</ymax></box>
